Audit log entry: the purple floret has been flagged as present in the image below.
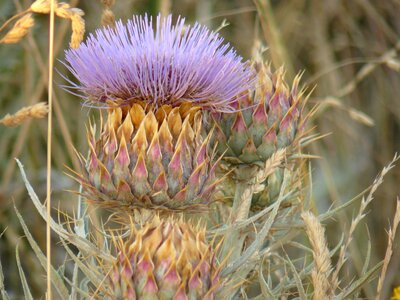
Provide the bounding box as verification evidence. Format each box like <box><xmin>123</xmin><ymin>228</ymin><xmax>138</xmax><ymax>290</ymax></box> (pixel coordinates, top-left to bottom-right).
<box><xmin>63</xmin><ymin>14</ymin><xmax>255</xmax><ymax>112</ymax></box>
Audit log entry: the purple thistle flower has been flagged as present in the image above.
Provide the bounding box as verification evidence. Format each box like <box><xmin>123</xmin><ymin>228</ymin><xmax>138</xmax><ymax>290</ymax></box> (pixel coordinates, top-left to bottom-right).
<box><xmin>63</xmin><ymin>14</ymin><xmax>255</xmax><ymax>112</ymax></box>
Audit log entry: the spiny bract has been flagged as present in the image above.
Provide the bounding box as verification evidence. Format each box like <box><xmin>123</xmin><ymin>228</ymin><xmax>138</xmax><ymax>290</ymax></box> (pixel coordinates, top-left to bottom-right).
<box><xmin>75</xmin><ymin>102</ymin><xmax>220</xmax><ymax>212</ymax></box>
<box><xmin>107</xmin><ymin>217</ymin><xmax>220</xmax><ymax>300</ymax></box>
<box><xmin>64</xmin><ymin>14</ymin><xmax>255</xmax><ymax>112</ymax></box>
<box><xmin>212</xmin><ymin>64</ymin><xmax>307</xmax><ymax>166</ymax></box>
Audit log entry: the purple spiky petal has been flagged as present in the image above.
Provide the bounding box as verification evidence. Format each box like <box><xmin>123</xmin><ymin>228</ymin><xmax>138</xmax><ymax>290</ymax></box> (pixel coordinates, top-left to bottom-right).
<box><xmin>64</xmin><ymin>14</ymin><xmax>255</xmax><ymax>112</ymax></box>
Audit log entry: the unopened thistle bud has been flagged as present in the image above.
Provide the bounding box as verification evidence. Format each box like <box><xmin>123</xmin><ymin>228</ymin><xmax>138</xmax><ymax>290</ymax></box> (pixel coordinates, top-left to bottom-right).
<box><xmin>213</xmin><ymin>64</ymin><xmax>308</xmax><ymax>209</ymax></box>
<box><xmin>213</xmin><ymin>64</ymin><xmax>307</xmax><ymax>165</ymax></box>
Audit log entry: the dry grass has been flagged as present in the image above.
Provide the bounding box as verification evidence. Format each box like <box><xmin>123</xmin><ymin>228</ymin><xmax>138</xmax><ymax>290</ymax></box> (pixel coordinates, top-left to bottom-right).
<box><xmin>100</xmin><ymin>0</ymin><xmax>115</xmax><ymax>27</ymax></box>
<box><xmin>375</xmin><ymin>197</ymin><xmax>400</xmax><ymax>300</ymax></box>
<box><xmin>0</xmin><ymin>102</ymin><xmax>48</xmax><ymax>127</ymax></box>
<box><xmin>45</xmin><ymin>1</ymin><xmax>55</xmax><ymax>298</ymax></box>
<box><xmin>0</xmin><ymin>13</ymin><xmax>34</xmax><ymax>44</ymax></box>
<box><xmin>30</xmin><ymin>0</ymin><xmax>85</xmax><ymax>48</ymax></box>
<box><xmin>331</xmin><ymin>153</ymin><xmax>399</xmax><ymax>293</ymax></box>
<box><xmin>302</xmin><ymin>211</ymin><xmax>333</xmax><ymax>300</ymax></box>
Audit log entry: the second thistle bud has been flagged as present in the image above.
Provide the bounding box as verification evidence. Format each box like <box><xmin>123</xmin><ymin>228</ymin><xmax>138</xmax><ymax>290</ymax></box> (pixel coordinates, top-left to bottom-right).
<box><xmin>107</xmin><ymin>217</ymin><xmax>221</xmax><ymax>299</ymax></box>
<box><xmin>212</xmin><ymin>64</ymin><xmax>308</xmax><ymax>208</ymax></box>
<box><xmin>213</xmin><ymin>64</ymin><xmax>306</xmax><ymax>166</ymax></box>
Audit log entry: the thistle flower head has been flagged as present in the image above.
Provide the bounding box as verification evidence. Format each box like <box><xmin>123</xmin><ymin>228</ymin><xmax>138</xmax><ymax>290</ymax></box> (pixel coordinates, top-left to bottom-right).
<box><xmin>64</xmin><ymin>14</ymin><xmax>255</xmax><ymax>112</ymax></box>
<box><xmin>74</xmin><ymin>102</ymin><xmax>221</xmax><ymax>212</ymax></box>
<box><xmin>108</xmin><ymin>216</ymin><xmax>221</xmax><ymax>299</ymax></box>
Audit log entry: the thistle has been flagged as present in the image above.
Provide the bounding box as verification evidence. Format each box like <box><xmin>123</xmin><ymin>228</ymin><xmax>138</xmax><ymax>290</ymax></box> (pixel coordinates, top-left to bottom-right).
<box><xmin>63</xmin><ymin>14</ymin><xmax>256</xmax><ymax>213</ymax></box>
<box><xmin>63</xmin><ymin>14</ymin><xmax>255</xmax><ymax>112</ymax></box>
<box><xmin>213</xmin><ymin>64</ymin><xmax>307</xmax><ymax>166</ymax></box>
<box><xmin>211</xmin><ymin>64</ymin><xmax>308</xmax><ymax>209</ymax></box>
<box><xmin>75</xmin><ymin>102</ymin><xmax>221</xmax><ymax>212</ymax></box>
<box><xmin>107</xmin><ymin>217</ymin><xmax>221</xmax><ymax>299</ymax></box>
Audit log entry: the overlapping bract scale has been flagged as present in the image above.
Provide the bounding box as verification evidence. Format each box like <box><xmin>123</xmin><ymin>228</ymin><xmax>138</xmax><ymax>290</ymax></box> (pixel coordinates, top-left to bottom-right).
<box><xmin>77</xmin><ymin>102</ymin><xmax>219</xmax><ymax>212</ymax></box>
<box><xmin>108</xmin><ymin>217</ymin><xmax>220</xmax><ymax>300</ymax></box>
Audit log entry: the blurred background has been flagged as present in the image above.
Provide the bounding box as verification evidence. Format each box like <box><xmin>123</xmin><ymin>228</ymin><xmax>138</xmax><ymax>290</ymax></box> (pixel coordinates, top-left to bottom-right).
<box><xmin>0</xmin><ymin>0</ymin><xmax>399</xmax><ymax>298</ymax></box>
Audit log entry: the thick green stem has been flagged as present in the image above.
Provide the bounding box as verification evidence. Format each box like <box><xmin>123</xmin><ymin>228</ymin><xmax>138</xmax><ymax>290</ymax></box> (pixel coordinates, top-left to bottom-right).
<box><xmin>221</xmin><ymin>167</ymin><xmax>255</xmax><ymax>268</ymax></box>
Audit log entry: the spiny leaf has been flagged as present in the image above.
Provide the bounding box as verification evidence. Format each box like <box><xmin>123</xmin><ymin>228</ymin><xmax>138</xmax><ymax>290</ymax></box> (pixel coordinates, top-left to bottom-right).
<box><xmin>338</xmin><ymin>262</ymin><xmax>383</xmax><ymax>299</ymax></box>
<box><xmin>16</xmin><ymin>243</ymin><xmax>34</xmax><ymax>300</ymax></box>
<box><xmin>0</xmin><ymin>257</ymin><xmax>10</xmax><ymax>300</ymax></box>
<box><xmin>60</xmin><ymin>239</ymin><xmax>103</xmax><ymax>287</ymax></box>
<box><xmin>14</xmin><ymin>204</ymin><xmax>70</xmax><ymax>299</ymax></box>
<box><xmin>283</xmin><ymin>253</ymin><xmax>307</xmax><ymax>300</ymax></box>
<box><xmin>16</xmin><ymin>159</ymin><xmax>112</xmax><ymax>261</ymax></box>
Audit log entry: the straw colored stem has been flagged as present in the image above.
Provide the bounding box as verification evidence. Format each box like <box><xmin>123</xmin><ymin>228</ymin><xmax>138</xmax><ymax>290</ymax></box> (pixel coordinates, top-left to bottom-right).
<box><xmin>253</xmin><ymin>0</ymin><xmax>294</xmax><ymax>78</ymax></box>
<box><xmin>46</xmin><ymin>0</ymin><xmax>56</xmax><ymax>298</ymax></box>
<box><xmin>375</xmin><ymin>198</ymin><xmax>400</xmax><ymax>300</ymax></box>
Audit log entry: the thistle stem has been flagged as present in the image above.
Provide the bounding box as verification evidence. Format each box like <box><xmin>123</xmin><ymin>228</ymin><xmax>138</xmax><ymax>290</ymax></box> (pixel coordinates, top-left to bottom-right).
<box><xmin>221</xmin><ymin>167</ymin><xmax>255</xmax><ymax>267</ymax></box>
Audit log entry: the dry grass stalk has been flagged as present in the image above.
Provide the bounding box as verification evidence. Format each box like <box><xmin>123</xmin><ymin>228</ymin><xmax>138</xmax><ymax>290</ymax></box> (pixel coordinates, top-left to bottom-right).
<box><xmin>336</xmin><ymin>39</ymin><xmax>400</xmax><ymax>98</ymax></box>
<box><xmin>331</xmin><ymin>153</ymin><xmax>399</xmax><ymax>291</ymax></box>
<box><xmin>159</xmin><ymin>0</ymin><xmax>171</xmax><ymax>17</ymax></box>
<box><xmin>0</xmin><ymin>0</ymin><xmax>85</xmax><ymax>47</ymax></box>
<box><xmin>69</xmin><ymin>9</ymin><xmax>85</xmax><ymax>48</ymax></box>
<box><xmin>0</xmin><ymin>102</ymin><xmax>48</xmax><ymax>127</ymax></box>
<box><xmin>46</xmin><ymin>1</ymin><xmax>56</xmax><ymax>297</ymax></box>
<box><xmin>302</xmin><ymin>211</ymin><xmax>333</xmax><ymax>300</ymax></box>
<box><xmin>101</xmin><ymin>9</ymin><xmax>115</xmax><ymax>27</ymax></box>
<box><xmin>0</xmin><ymin>14</ymin><xmax>34</xmax><ymax>44</ymax></box>
<box><xmin>255</xmin><ymin>148</ymin><xmax>287</xmax><ymax>185</ymax></box>
<box><xmin>375</xmin><ymin>197</ymin><xmax>400</xmax><ymax>300</ymax></box>
<box><xmin>30</xmin><ymin>0</ymin><xmax>51</xmax><ymax>14</ymax></box>
<box><xmin>30</xmin><ymin>0</ymin><xmax>85</xmax><ymax>48</ymax></box>
<box><xmin>100</xmin><ymin>0</ymin><xmax>115</xmax><ymax>27</ymax></box>
<box><xmin>101</xmin><ymin>0</ymin><xmax>115</xmax><ymax>7</ymax></box>
<box><xmin>321</xmin><ymin>96</ymin><xmax>374</xmax><ymax>127</ymax></box>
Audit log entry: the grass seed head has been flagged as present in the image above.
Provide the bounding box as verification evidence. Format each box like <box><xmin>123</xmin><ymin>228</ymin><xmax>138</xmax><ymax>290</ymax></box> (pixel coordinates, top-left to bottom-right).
<box><xmin>0</xmin><ymin>13</ymin><xmax>34</xmax><ymax>44</ymax></box>
<box><xmin>0</xmin><ymin>102</ymin><xmax>48</xmax><ymax>127</ymax></box>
